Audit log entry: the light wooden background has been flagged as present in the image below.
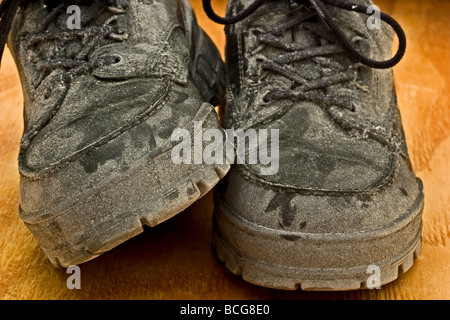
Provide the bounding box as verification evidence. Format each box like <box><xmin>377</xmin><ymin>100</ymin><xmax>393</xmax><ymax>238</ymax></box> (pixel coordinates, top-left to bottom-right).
<box><xmin>0</xmin><ymin>0</ymin><xmax>448</xmax><ymax>299</ymax></box>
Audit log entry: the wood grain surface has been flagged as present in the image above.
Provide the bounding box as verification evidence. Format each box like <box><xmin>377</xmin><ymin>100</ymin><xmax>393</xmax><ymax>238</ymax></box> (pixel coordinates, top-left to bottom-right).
<box><xmin>0</xmin><ymin>0</ymin><xmax>448</xmax><ymax>300</ymax></box>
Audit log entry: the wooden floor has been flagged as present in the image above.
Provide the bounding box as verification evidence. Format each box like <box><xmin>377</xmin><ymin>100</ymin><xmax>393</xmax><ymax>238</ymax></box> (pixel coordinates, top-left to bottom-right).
<box><xmin>0</xmin><ymin>0</ymin><xmax>448</xmax><ymax>300</ymax></box>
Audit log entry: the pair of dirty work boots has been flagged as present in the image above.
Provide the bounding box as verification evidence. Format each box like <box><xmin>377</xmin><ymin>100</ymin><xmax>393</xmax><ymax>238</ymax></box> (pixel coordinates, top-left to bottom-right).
<box><xmin>1</xmin><ymin>0</ymin><xmax>424</xmax><ymax>291</ymax></box>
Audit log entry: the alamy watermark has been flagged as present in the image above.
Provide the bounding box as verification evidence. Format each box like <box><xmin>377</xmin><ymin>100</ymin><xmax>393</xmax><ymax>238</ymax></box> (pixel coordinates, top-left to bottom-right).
<box><xmin>366</xmin><ymin>5</ymin><xmax>381</xmax><ymax>30</ymax></box>
<box><xmin>66</xmin><ymin>5</ymin><xmax>81</xmax><ymax>30</ymax></box>
<box><xmin>66</xmin><ymin>265</ymin><xmax>81</xmax><ymax>290</ymax></box>
<box><xmin>366</xmin><ymin>264</ymin><xmax>381</xmax><ymax>289</ymax></box>
<box><xmin>170</xmin><ymin>121</ymin><xmax>280</xmax><ymax>176</ymax></box>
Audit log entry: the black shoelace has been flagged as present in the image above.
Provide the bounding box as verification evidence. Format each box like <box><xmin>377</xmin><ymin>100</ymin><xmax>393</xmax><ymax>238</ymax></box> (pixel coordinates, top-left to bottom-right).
<box><xmin>203</xmin><ymin>0</ymin><xmax>406</xmax><ymax>69</ymax></box>
<box><xmin>203</xmin><ymin>0</ymin><xmax>407</xmax><ymax>125</ymax></box>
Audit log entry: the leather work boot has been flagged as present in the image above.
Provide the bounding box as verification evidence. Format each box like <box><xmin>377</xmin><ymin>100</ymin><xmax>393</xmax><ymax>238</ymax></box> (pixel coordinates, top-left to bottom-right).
<box><xmin>1</xmin><ymin>0</ymin><xmax>229</xmax><ymax>267</ymax></box>
<box><xmin>204</xmin><ymin>0</ymin><xmax>425</xmax><ymax>290</ymax></box>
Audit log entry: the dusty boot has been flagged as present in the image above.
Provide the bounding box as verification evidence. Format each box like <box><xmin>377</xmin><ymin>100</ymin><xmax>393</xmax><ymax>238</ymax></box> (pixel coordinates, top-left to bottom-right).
<box><xmin>205</xmin><ymin>0</ymin><xmax>424</xmax><ymax>290</ymax></box>
<box><xmin>1</xmin><ymin>0</ymin><xmax>229</xmax><ymax>267</ymax></box>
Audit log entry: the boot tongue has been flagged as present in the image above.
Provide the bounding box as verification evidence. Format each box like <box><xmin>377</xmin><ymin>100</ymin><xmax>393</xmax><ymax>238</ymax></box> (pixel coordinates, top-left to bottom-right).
<box><xmin>240</xmin><ymin>0</ymin><xmax>321</xmax><ymax>100</ymax></box>
<box><xmin>242</xmin><ymin>0</ymin><xmax>325</xmax><ymax>64</ymax></box>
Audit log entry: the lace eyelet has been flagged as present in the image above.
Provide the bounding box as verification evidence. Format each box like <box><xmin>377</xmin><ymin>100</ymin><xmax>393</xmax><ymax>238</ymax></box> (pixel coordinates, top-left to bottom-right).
<box><xmin>104</xmin><ymin>54</ymin><xmax>122</xmax><ymax>65</ymax></box>
<box><xmin>262</xmin><ymin>92</ymin><xmax>272</xmax><ymax>103</ymax></box>
<box><xmin>43</xmin><ymin>88</ymin><xmax>51</xmax><ymax>100</ymax></box>
<box><xmin>350</xmin><ymin>101</ymin><xmax>359</xmax><ymax>113</ymax></box>
<box><xmin>113</xmin><ymin>55</ymin><xmax>122</xmax><ymax>64</ymax></box>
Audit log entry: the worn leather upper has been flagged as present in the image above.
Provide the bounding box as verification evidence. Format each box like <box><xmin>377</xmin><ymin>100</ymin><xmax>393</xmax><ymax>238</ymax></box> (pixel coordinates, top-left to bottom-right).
<box><xmin>8</xmin><ymin>0</ymin><xmax>199</xmax><ymax>177</ymax></box>
<box><xmin>224</xmin><ymin>0</ymin><xmax>409</xmax><ymax>193</ymax></box>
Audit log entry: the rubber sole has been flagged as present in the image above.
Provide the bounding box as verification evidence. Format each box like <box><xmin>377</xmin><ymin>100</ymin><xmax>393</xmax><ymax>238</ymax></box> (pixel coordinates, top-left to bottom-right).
<box><xmin>212</xmin><ymin>180</ymin><xmax>424</xmax><ymax>291</ymax></box>
<box><xmin>45</xmin><ymin>161</ymin><xmax>229</xmax><ymax>268</ymax></box>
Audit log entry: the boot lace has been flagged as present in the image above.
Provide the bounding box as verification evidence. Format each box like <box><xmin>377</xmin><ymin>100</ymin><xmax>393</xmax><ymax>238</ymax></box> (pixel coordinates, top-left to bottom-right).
<box><xmin>0</xmin><ymin>0</ymin><xmax>128</xmax><ymax>76</ymax></box>
<box><xmin>203</xmin><ymin>0</ymin><xmax>406</xmax><ymax>126</ymax></box>
<box><xmin>0</xmin><ymin>0</ymin><xmax>129</xmax><ymax>148</ymax></box>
